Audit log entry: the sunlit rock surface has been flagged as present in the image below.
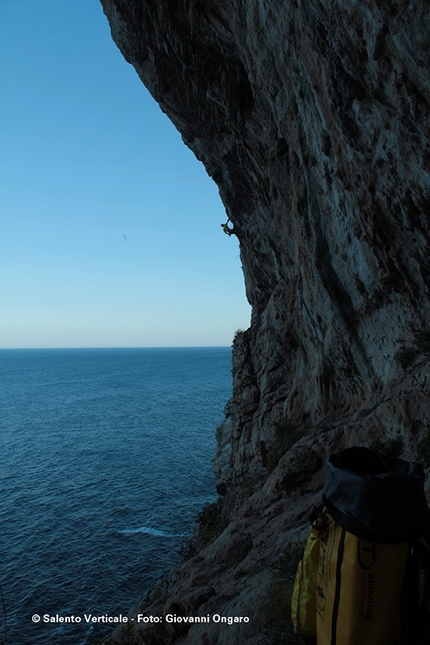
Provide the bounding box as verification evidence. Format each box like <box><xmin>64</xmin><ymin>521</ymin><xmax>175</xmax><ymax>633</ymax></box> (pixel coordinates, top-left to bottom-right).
<box><xmin>99</xmin><ymin>1</ymin><xmax>429</xmax><ymax>642</ymax></box>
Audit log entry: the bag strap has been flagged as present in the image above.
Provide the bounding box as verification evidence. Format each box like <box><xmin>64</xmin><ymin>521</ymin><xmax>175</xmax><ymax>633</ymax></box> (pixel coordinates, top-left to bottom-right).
<box><xmin>401</xmin><ymin>534</ymin><xmax>430</xmax><ymax>645</ymax></box>
<box><xmin>417</xmin><ymin>534</ymin><xmax>430</xmax><ymax>645</ymax></box>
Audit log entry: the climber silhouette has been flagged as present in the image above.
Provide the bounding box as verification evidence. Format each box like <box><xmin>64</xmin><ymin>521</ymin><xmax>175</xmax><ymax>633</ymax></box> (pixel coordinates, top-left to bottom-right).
<box><xmin>221</xmin><ymin>219</ymin><xmax>235</xmax><ymax>236</ymax></box>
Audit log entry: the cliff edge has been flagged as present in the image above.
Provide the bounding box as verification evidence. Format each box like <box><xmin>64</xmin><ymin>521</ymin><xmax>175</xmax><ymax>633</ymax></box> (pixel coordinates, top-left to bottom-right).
<box><xmin>98</xmin><ymin>1</ymin><xmax>430</xmax><ymax>643</ymax></box>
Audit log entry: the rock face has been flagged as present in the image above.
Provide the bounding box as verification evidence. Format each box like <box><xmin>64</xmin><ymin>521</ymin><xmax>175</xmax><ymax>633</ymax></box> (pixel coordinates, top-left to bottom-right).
<box><xmin>99</xmin><ymin>1</ymin><xmax>430</xmax><ymax>643</ymax></box>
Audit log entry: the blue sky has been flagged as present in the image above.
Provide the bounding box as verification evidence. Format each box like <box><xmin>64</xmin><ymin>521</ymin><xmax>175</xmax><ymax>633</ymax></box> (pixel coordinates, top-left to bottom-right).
<box><xmin>0</xmin><ymin>0</ymin><xmax>250</xmax><ymax>348</ymax></box>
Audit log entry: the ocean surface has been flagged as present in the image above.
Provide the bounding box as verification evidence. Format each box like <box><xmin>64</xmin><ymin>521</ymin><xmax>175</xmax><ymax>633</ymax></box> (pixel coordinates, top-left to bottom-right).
<box><xmin>0</xmin><ymin>347</ymin><xmax>232</xmax><ymax>645</ymax></box>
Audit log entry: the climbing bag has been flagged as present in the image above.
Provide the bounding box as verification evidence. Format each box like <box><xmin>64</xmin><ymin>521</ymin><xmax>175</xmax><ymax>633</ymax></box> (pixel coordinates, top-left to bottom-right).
<box><xmin>292</xmin><ymin>447</ymin><xmax>430</xmax><ymax>645</ymax></box>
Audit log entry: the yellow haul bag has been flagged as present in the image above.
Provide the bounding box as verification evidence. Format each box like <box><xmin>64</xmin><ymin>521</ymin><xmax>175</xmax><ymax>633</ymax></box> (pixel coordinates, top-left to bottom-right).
<box><xmin>316</xmin><ymin>514</ymin><xmax>409</xmax><ymax>645</ymax></box>
<box><xmin>291</xmin><ymin>448</ymin><xmax>430</xmax><ymax>644</ymax></box>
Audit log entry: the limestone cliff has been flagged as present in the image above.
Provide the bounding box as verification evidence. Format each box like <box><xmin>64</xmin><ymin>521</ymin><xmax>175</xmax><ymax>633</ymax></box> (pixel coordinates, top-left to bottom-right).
<box><xmin>99</xmin><ymin>1</ymin><xmax>430</xmax><ymax>643</ymax></box>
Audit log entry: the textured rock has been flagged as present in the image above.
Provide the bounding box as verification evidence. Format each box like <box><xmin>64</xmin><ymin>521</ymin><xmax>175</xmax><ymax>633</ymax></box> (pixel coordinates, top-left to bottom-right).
<box><xmin>99</xmin><ymin>1</ymin><xmax>430</xmax><ymax>642</ymax></box>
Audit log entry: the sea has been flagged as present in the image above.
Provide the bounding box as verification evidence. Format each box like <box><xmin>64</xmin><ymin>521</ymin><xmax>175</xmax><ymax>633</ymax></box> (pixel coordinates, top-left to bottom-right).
<box><xmin>0</xmin><ymin>347</ymin><xmax>232</xmax><ymax>645</ymax></box>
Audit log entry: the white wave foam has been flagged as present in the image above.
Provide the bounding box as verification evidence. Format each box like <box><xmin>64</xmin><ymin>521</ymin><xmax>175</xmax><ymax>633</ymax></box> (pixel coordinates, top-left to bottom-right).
<box><xmin>119</xmin><ymin>525</ymin><xmax>185</xmax><ymax>537</ymax></box>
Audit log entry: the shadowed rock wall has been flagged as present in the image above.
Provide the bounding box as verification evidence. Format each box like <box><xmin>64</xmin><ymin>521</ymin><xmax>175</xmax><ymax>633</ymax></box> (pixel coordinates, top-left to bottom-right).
<box><xmin>99</xmin><ymin>1</ymin><xmax>430</xmax><ymax>642</ymax></box>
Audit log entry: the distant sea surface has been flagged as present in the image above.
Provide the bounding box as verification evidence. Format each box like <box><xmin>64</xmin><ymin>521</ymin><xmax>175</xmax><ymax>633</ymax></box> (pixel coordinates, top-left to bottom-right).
<box><xmin>0</xmin><ymin>347</ymin><xmax>232</xmax><ymax>645</ymax></box>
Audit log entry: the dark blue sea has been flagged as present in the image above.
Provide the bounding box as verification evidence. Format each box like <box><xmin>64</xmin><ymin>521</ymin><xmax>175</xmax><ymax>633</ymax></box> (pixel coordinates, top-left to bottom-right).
<box><xmin>0</xmin><ymin>347</ymin><xmax>232</xmax><ymax>645</ymax></box>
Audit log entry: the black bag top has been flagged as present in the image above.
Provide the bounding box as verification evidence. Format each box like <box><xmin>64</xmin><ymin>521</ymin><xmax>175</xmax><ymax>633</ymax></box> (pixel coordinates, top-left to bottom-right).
<box><xmin>322</xmin><ymin>447</ymin><xmax>430</xmax><ymax>543</ymax></box>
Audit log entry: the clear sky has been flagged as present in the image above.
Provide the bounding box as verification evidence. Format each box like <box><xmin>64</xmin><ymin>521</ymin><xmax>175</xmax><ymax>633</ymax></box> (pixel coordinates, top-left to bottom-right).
<box><xmin>0</xmin><ymin>0</ymin><xmax>251</xmax><ymax>348</ymax></box>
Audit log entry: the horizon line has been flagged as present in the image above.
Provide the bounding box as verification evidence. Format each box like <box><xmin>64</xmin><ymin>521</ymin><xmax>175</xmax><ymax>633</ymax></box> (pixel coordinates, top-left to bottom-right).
<box><xmin>0</xmin><ymin>345</ymin><xmax>233</xmax><ymax>351</ymax></box>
